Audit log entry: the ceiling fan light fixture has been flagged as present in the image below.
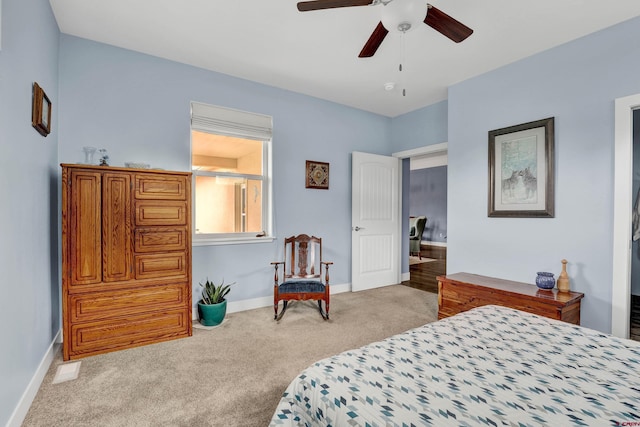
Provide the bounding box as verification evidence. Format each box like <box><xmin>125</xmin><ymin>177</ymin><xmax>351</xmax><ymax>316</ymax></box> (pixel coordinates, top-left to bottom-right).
<box><xmin>380</xmin><ymin>0</ymin><xmax>427</xmax><ymax>33</ymax></box>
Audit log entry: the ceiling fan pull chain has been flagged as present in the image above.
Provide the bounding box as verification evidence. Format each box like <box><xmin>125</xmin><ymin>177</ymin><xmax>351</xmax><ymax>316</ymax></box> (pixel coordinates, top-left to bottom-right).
<box><xmin>400</xmin><ymin>30</ymin><xmax>407</xmax><ymax>96</ymax></box>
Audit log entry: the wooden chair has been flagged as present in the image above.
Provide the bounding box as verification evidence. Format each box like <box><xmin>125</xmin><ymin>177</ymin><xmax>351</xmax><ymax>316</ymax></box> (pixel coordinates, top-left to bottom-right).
<box><xmin>409</xmin><ymin>216</ymin><xmax>427</xmax><ymax>259</ymax></box>
<box><xmin>271</xmin><ymin>234</ymin><xmax>333</xmax><ymax>320</ymax></box>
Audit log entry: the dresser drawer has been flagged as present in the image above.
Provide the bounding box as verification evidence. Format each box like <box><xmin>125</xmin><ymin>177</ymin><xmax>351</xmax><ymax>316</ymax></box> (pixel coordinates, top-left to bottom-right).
<box><xmin>437</xmin><ymin>273</ymin><xmax>584</xmax><ymax>325</ymax></box>
<box><xmin>68</xmin><ymin>283</ymin><xmax>189</xmax><ymax>322</ymax></box>
<box><xmin>135</xmin><ymin>227</ymin><xmax>188</xmax><ymax>253</ymax></box>
<box><xmin>68</xmin><ymin>309</ymin><xmax>191</xmax><ymax>357</ymax></box>
<box><xmin>135</xmin><ymin>174</ymin><xmax>188</xmax><ymax>200</ymax></box>
<box><xmin>135</xmin><ymin>201</ymin><xmax>187</xmax><ymax>226</ymax></box>
<box><xmin>135</xmin><ymin>252</ymin><xmax>187</xmax><ymax>280</ymax></box>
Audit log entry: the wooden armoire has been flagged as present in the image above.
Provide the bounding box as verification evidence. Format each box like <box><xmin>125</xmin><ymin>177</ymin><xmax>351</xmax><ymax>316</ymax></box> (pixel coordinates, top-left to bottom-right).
<box><xmin>61</xmin><ymin>164</ymin><xmax>192</xmax><ymax>360</ymax></box>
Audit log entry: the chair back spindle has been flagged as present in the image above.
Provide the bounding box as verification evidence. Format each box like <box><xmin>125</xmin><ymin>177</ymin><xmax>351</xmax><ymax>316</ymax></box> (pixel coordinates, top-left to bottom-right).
<box><xmin>285</xmin><ymin>234</ymin><xmax>321</xmax><ymax>279</ymax></box>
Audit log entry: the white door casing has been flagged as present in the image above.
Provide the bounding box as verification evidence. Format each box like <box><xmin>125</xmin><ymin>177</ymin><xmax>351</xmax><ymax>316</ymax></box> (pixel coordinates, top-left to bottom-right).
<box><xmin>612</xmin><ymin>93</ymin><xmax>640</xmax><ymax>338</ymax></box>
<box><xmin>351</xmin><ymin>152</ymin><xmax>401</xmax><ymax>292</ymax></box>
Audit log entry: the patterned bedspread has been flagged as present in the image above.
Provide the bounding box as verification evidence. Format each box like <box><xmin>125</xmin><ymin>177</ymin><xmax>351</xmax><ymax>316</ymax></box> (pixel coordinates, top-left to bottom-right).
<box><xmin>270</xmin><ymin>305</ymin><xmax>640</xmax><ymax>426</ymax></box>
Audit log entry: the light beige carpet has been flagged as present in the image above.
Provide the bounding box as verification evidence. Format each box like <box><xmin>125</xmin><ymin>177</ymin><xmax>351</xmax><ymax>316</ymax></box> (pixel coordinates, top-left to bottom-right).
<box><xmin>23</xmin><ymin>285</ymin><xmax>438</xmax><ymax>427</ymax></box>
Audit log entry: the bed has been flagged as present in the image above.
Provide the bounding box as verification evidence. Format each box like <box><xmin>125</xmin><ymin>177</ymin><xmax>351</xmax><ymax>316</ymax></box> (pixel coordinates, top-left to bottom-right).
<box><xmin>270</xmin><ymin>305</ymin><xmax>640</xmax><ymax>426</ymax></box>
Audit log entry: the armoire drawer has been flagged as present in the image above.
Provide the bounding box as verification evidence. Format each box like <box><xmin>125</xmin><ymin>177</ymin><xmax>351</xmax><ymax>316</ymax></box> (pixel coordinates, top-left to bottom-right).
<box><xmin>135</xmin><ymin>253</ymin><xmax>187</xmax><ymax>279</ymax></box>
<box><xmin>135</xmin><ymin>201</ymin><xmax>187</xmax><ymax>226</ymax></box>
<box><xmin>135</xmin><ymin>174</ymin><xmax>188</xmax><ymax>200</ymax></box>
<box><xmin>68</xmin><ymin>283</ymin><xmax>189</xmax><ymax>322</ymax></box>
<box><xmin>68</xmin><ymin>309</ymin><xmax>191</xmax><ymax>357</ymax></box>
<box><xmin>135</xmin><ymin>227</ymin><xmax>188</xmax><ymax>253</ymax></box>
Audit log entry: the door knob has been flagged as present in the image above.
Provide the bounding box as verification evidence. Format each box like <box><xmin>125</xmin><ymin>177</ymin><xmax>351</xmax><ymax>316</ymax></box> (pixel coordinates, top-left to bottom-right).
<box><xmin>354</xmin><ymin>226</ymin><xmax>364</xmax><ymax>231</ymax></box>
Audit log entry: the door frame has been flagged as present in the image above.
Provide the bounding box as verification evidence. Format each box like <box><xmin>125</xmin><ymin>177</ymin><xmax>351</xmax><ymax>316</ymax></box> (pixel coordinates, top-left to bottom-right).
<box><xmin>393</xmin><ymin>142</ymin><xmax>448</xmax><ymax>282</ymax></box>
<box><xmin>612</xmin><ymin>93</ymin><xmax>640</xmax><ymax>338</ymax></box>
<box><xmin>392</xmin><ymin>142</ymin><xmax>448</xmax><ymax>162</ymax></box>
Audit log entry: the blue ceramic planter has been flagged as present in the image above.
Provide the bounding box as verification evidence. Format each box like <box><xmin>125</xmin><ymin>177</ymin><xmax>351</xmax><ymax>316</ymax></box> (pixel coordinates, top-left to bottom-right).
<box><xmin>536</xmin><ymin>272</ymin><xmax>555</xmax><ymax>290</ymax></box>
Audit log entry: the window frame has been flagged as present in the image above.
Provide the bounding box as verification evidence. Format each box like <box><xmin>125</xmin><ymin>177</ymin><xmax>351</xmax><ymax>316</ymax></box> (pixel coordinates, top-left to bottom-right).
<box><xmin>190</xmin><ymin>103</ymin><xmax>274</xmax><ymax>246</ymax></box>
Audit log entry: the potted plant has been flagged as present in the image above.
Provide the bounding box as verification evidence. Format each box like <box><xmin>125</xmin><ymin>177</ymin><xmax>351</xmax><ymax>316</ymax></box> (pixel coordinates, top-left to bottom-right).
<box><xmin>198</xmin><ymin>278</ymin><xmax>234</xmax><ymax>326</ymax></box>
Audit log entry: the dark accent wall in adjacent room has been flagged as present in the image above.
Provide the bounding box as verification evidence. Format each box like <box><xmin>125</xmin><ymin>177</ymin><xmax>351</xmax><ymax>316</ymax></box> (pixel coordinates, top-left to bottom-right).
<box><xmin>409</xmin><ymin>166</ymin><xmax>447</xmax><ymax>244</ymax></box>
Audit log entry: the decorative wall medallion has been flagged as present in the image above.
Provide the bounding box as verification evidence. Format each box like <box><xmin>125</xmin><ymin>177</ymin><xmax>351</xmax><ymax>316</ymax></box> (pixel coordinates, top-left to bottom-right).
<box><xmin>305</xmin><ymin>160</ymin><xmax>329</xmax><ymax>189</ymax></box>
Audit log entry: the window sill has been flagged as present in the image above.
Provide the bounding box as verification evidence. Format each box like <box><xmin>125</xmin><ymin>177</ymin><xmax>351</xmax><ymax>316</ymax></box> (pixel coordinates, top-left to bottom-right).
<box><xmin>192</xmin><ymin>236</ymin><xmax>275</xmax><ymax>247</ymax></box>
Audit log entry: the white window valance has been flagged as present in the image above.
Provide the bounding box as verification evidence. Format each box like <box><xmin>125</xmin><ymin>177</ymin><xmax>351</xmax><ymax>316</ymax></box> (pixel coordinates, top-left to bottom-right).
<box><xmin>191</xmin><ymin>102</ymin><xmax>272</xmax><ymax>141</ymax></box>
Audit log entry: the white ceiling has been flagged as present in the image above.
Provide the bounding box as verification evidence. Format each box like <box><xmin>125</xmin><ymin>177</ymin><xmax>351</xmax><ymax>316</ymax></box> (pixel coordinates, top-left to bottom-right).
<box><xmin>50</xmin><ymin>0</ymin><xmax>640</xmax><ymax>117</ymax></box>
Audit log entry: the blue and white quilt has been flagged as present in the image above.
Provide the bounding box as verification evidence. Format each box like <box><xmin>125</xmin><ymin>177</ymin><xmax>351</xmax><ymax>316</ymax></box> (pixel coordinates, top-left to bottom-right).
<box><xmin>270</xmin><ymin>305</ymin><xmax>640</xmax><ymax>426</ymax></box>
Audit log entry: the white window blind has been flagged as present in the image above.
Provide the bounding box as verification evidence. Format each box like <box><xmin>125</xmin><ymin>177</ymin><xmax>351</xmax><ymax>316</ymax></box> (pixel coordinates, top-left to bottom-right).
<box><xmin>191</xmin><ymin>102</ymin><xmax>272</xmax><ymax>141</ymax></box>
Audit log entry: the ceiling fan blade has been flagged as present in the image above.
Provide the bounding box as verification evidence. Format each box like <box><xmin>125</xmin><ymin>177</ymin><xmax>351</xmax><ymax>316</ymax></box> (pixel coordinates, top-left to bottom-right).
<box><xmin>424</xmin><ymin>4</ymin><xmax>473</xmax><ymax>43</ymax></box>
<box><xmin>358</xmin><ymin>22</ymin><xmax>389</xmax><ymax>58</ymax></box>
<box><xmin>297</xmin><ymin>0</ymin><xmax>373</xmax><ymax>12</ymax></box>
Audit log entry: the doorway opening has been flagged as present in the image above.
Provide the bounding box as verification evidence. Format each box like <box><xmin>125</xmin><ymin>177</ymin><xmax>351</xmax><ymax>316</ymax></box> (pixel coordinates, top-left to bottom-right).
<box><xmin>394</xmin><ymin>143</ymin><xmax>448</xmax><ymax>294</ymax></box>
<box><xmin>612</xmin><ymin>93</ymin><xmax>640</xmax><ymax>339</ymax></box>
<box><xmin>630</xmin><ymin>109</ymin><xmax>640</xmax><ymax>341</ymax></box>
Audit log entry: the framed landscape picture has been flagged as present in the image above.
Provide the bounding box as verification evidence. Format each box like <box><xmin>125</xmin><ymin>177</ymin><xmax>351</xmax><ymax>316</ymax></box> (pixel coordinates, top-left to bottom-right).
<box><xmin>488</xmin><ymin>117</ymin><xmax>555</xmax><ymax>218</ymax></box>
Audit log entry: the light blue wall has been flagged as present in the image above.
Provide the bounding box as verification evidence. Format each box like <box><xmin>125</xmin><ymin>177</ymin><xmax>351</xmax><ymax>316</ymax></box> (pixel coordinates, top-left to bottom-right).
<box><xmin>58</xmin><ymin>35</ymin><xmax>391</xmax><ymax>306</ymax></box>
<box><xmin>401</xmin><ymin>158</ymin><xmax>410</xmax><ymax>274</ymax></box>
<box><xmin>409</xmin><ymin>166</ymin><xmax>447</xmax><ymax>243</ymax></box>
<box><xmin>0</xmin><ymin>0</ymin><xmax>60</xmax><ymax>425</ymax></box>
<box><xmin>391</xmin><ymin>99</ymin><xmax>448</xmax><ymax>151</ymax></box>
<box><xmin>393</xmin><ymin>100</ymin><xmax>449</xmax><ymax>277</ymax></box>
<box><xmin>447</xmin><ymin>16</ymin><xmax>640</xmax><ymax>333</ymax></box>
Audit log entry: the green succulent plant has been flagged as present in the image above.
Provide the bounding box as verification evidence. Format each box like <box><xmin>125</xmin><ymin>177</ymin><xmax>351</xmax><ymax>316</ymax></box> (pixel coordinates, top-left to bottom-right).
<box><xmin>199</xmin><ymin>278</ymin><xmax>234</xmax><ymax>305</ymax></box>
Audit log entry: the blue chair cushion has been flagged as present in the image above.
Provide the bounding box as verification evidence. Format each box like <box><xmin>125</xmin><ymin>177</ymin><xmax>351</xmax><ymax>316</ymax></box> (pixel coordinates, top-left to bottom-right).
<box><xmin>279</xmin><ymin>280</ymin><xmax>325</xmax><ymax>294</ymax></box>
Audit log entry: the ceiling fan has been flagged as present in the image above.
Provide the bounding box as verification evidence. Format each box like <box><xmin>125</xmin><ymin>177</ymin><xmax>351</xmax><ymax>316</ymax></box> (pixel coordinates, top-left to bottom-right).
<box><xmin>296</xmin><ymin>0</ymin><xmax>473</xmax><ymax>57</ymax></box>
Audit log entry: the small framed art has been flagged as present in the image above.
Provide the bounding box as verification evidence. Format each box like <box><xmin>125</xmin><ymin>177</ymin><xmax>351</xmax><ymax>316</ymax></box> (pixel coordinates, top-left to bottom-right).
<box><xmin>305</xmin><ymin>160</ymin><xmax>329</xmax><ymax>189</ymax></box>
<box><xmin>488</xmin><ymin>117</ymin><xmax>555</xmax><ymax>217</ymax></box>
<box><xmin>32</xmin><ymin>82</ymin><xmax>52</xmax><ymax>137</ymax></box>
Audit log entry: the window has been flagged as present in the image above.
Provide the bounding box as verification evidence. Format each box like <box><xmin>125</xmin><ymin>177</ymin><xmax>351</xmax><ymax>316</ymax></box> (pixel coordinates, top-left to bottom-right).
<box><xmin>191</xmin><ymin>102</ymin><xmax>273</xmax><ymax>245</ymax></box>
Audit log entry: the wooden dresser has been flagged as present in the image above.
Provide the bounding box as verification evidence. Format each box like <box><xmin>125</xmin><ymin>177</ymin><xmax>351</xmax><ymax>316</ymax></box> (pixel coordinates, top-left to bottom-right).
<box><xmin>437</xmin><ymin>272</ymin><xmax>584</xmax><ymax>325</ymax></box>
<box><xmin>61</xmin><ymin>164</ymin><xmax>192</xmax><ymax>360</ymax></box>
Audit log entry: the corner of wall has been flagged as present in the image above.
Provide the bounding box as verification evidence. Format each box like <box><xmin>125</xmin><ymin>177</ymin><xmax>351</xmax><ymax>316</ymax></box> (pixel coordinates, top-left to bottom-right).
<box><xmin>6</xmin><ymin>329</ymin><xmax>61</xmax><ymax>427</ymax></box>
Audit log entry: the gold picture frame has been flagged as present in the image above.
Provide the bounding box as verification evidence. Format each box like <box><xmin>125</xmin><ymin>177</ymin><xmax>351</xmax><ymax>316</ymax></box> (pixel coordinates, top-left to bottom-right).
<box><xmin>32</xmin><ymin>82</ymin><xmax>52</xmax><ymax>137</ymax></box>
<box><xmin>488</xmin><ymin>117</ymin><xmax>555</xmax><ymax>218</ymax></box>
<box><xmin>305</xmin><ymin>160</ymin><xmax>329</xmax><ymax>189</ymax></box>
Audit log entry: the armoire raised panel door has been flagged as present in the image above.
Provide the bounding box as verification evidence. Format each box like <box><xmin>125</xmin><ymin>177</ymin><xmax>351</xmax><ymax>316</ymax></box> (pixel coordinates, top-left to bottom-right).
<box><xmin>68</xmin><ymin>170</ymin><xmax>102</xmax><ymax>286</ymax></box>
<box><xmin>62</xmin><ymin>164</ymin><xmax>192</xmax><ymax>360</ymax></box>
<box><xmin>102</xmin><ymin>172</ymin><xmax>132</xmax><ymax>283</ymax></box>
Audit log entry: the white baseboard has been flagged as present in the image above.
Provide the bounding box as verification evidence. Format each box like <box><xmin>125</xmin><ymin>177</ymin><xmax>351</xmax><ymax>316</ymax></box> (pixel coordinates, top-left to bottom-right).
<box><xmin>193</xmin><ymin>282</ymin><xmax>352</xmax><ymax>319</ymax></box>
<box><xmin>401</xmin><ymin>272</ymin><xmax>410</xmax><ymax>282</ymax></box>
<box><xmin>7</xmin><ymin>328</ymin><xmax>61</xmax><ymax>427</ymax></box>
<box><xmin>422</xmin><ymin>240</ymin><xmax>447</xmax><ymax>247</ymax></box>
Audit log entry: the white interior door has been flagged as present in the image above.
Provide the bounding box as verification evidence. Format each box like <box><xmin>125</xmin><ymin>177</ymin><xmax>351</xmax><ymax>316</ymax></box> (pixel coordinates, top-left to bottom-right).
<box><xmin>351</xmin><ymin>151</ymin><xmax>401</xmax><ymax>291</ymax></box>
